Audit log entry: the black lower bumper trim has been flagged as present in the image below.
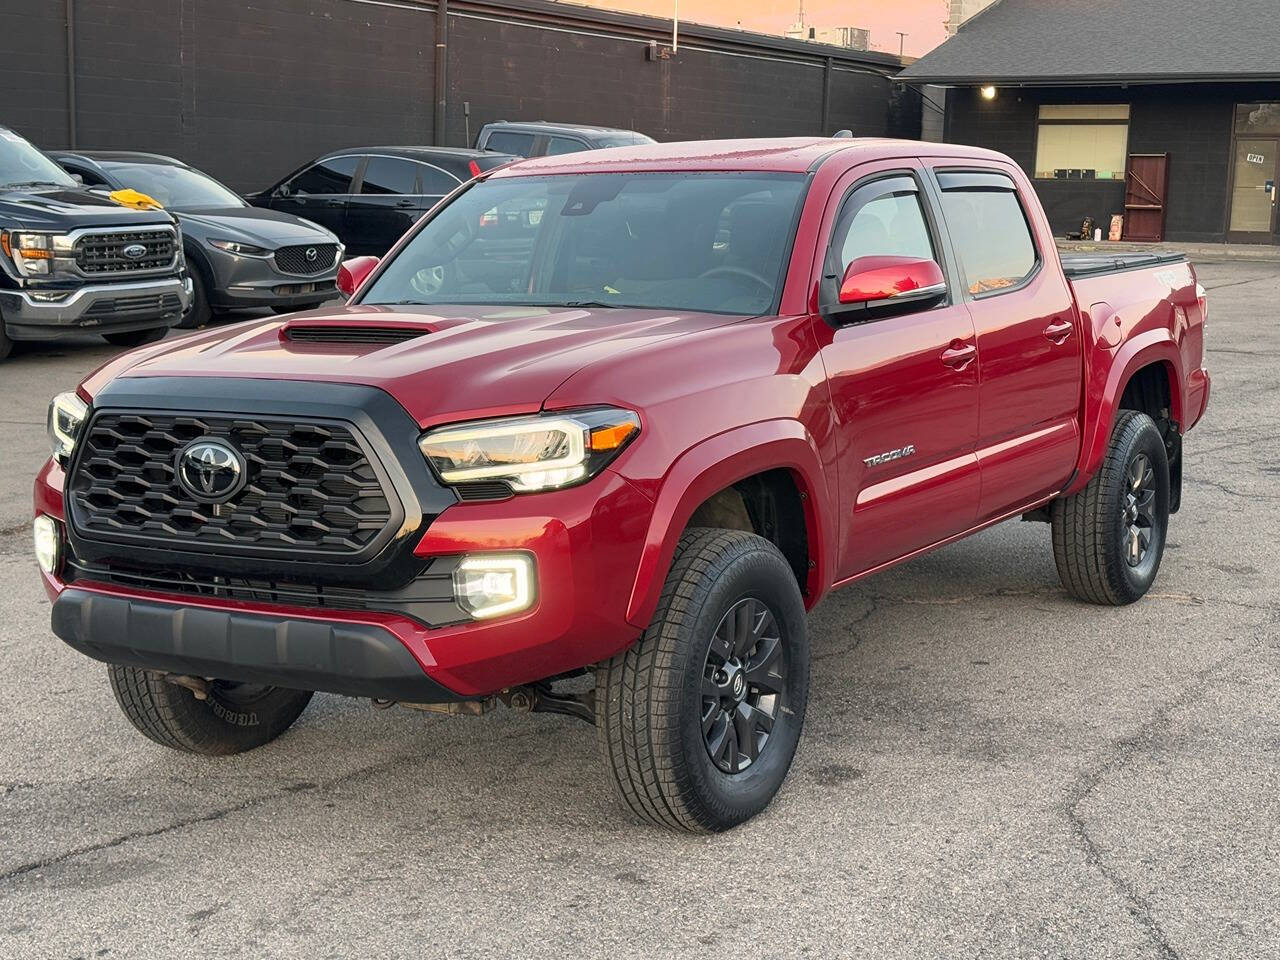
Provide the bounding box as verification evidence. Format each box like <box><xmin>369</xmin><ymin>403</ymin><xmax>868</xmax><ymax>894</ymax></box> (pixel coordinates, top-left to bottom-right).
<box><xmin>51</xmin><ymin>588</ymin><xmax>463</xmax><ymax>702</ymax></box>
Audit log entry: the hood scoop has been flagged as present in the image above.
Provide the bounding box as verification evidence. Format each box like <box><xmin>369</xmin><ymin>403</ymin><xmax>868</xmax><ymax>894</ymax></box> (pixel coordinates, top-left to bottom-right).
<box><xmin>280</xmin><ymin>320</ymin><xmax>432</xmax><ymax>345</ymax></box>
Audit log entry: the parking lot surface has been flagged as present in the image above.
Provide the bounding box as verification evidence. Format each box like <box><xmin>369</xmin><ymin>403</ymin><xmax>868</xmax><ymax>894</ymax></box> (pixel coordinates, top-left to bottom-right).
<box><xmin>1</xmin><ymin>264</ymin><xmax>1276</xmax><ymax>960</ymax></box>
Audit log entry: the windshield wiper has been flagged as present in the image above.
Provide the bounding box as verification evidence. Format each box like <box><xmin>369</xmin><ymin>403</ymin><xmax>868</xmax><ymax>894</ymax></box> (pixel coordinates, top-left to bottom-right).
<box><xmin>4</xmin><ymin>180</ymin><xmax>64</xmax><ymax>189</ymax></box>
<box><xmin>561</xmin><ymin>300</ymin><xmax>629</xmax><ymax>309</ymax></box>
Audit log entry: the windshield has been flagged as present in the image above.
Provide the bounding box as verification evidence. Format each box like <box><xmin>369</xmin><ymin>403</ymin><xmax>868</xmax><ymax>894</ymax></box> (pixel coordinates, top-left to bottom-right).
<box><xmin>0</xmin><ymin>129</ymin><xmax>75</xmax><ymax>189</ymax></box>
<box><xmin>102</xmin><ymin>161</ymin><xmax>244</xmax><ymax>209</ymax></box>
<box><xmin>595</xmin><ymin>133</ymin><xmax>656</xmax><ymax>147</ymax></box>
<box><xmin>360</xmin><ymin>172</ymin><xmax>806</xmax><ymax>315</ymax></box>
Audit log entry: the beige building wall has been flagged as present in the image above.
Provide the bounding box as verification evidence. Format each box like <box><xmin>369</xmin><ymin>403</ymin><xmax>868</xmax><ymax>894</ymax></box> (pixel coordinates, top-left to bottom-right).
<box><xmin>946</xmin><ymin>0</ymin><xmax>1000</xmax><ymax>35</ymax></box>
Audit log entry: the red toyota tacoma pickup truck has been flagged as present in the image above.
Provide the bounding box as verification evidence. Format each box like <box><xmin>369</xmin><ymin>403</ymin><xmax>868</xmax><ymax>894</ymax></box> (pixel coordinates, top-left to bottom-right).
<box><xmin>34</xmin><ymin>138</ymin><xmax>1210</xmax><ymax>832</ymax></box>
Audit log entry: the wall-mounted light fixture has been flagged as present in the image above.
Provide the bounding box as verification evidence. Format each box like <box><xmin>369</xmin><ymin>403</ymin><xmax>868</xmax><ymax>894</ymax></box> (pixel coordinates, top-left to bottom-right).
<box><xmin>980</xmin><ymin>85</ymin><xmax>997</xmax><ymax>101</ymax></box>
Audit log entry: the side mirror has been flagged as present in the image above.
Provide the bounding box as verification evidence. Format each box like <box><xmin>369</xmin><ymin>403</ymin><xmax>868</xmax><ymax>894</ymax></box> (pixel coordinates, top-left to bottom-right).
<box><xmin>830</xmin><ymin>256</ymin><xmax>946</xmax><ymax>317</ymax></box>
<box><xmin>272</xmin><ymin>183</ymin><xmax>291</xmax><ymax>199</ymax></box>
<box><xmin>69</xmin><ymin>172</ymin><xmax>84</xmax><ymax>185</ymax></box>
<box><xmin>337</xmin><ymin>256</ymin><xmax>380</xmax><ymax>298</ymax></box>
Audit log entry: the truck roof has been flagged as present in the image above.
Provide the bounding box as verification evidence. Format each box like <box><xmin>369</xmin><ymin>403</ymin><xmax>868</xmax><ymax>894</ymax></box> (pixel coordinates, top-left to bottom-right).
<box><xmin>491</xmin><ymin>137</ymin><xmax>1014</xmax><ymax>176</ymax></box>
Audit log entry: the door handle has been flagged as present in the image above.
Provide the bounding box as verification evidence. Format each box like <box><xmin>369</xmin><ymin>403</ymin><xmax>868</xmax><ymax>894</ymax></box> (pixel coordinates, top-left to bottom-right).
<box><xmin>395</xmin><ymin>199</ymin><xmax>417</xmax><ymax>208</ymax></box>
<box><xmin>324</xmin><ymin>199</ymin><xmax>345</xmax><ymax>208</ymax></box>
<box><xmin>941</xmin><ymin>340</ymin><xmax>976</xmax><ymax>370</ymax></box>
<box><xmin>1043</xmin><ymin>319</ymin><xmax>1074</xmax><ymax>344</ymax></box>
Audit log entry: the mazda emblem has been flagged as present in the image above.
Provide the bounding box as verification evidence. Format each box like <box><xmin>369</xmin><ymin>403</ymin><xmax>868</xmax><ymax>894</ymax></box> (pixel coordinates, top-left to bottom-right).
<box><xmin>122</xmin><ymin>243</ymin><xmax>148</xmax><ymax>260</ymax></box>
<box><xmin>177</xmin><ymin>439</ymin><xmax>246</xmax><ymax>503</ymax></box>
<box><xmin>304</xmin><ymin>247</ymin><xmax>318</xmax><ymax>262</ymax></box>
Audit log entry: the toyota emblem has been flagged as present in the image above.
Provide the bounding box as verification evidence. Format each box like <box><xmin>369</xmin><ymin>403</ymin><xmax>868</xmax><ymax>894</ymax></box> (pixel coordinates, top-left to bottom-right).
<box><xmin>304</xmin><ymin>247</ymin><xmax>318</xmax><ymax>262</ymax></box>
<box><xmin>177</xmin><ymin>439</ymin><xmax>246</xmax><ymax>503</ymax></box>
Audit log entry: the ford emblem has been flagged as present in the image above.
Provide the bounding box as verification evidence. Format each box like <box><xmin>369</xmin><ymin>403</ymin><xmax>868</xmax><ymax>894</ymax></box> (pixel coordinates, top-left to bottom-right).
<box><xmin>122</xmin><ymin>243</ymin><xmax>148</xmax><ymax>260</ymax></box>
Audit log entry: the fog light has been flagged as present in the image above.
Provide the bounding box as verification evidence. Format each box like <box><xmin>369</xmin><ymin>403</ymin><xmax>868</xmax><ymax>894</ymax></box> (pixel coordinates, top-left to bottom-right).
<box><xmin>453</xmin><ymin>554</ymin><xmax>535</xmax><ymax>620</ymax></box>
<box><xmin>33</xmin><ymin>515</ymin><xmax>61</xmax><ymax>575</ymax></box>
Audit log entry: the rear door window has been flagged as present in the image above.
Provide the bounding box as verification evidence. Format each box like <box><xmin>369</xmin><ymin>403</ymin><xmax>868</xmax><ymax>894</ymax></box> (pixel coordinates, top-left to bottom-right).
<box><xmin>546</xmin><ymin>137</ymin><xmax>590</xmax><ymax>156</ymax></box>
<box><xmin>360</xmin><ymin>157</ymin><xmax>420</xmax><ymax>195</ymax></box>
<box><xmin>417</xmin><ymin>163</ymin><xmax>461</xmax><ymax>197</ymax></box>
<box><xmin>288</xmin><ymin>155</ymin><xmax>359</xmax><ymax>195</ymax></box>
<box><xmin>936</xmin><ymin>172</ymin><xmax>1038</xmax><ymax>295</ymax></box>
<box><xmin>484</xmin><ymin>131</ymin><xmax>536</xmax><ymax>157</ymax></box>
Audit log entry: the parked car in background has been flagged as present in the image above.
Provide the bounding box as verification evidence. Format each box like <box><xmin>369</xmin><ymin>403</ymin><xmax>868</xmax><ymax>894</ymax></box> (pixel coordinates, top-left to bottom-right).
<box><xmin>0</xmin><ymin>128</ymin><xmax>189</xmax><ymax>360</ymax></box>
<box><xmin>52</xmin><ymin>151</ymin><xmax>342</xmax><ymax>328</ymax></box>
<box><xmin>246</xmin><ymin>147</ymin><xmax>515</xmax><ymax>257</ymax></box>
<box><xmin>475</xmin><ymin>121</ymin><xmax>654</xmax><ymax>158</ymax></box>
<box><xmin>35</xmin><ymin>138</ymin><xmax>1209</xmax><ymax>832</ymax></box>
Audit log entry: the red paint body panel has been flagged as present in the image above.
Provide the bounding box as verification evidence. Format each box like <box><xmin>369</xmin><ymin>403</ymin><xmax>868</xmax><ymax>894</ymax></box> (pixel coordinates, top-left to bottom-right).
<box><xmin>37</xmin><ymin>138</ymin><xmax>1210</xmax><ymax>698</ymax></box>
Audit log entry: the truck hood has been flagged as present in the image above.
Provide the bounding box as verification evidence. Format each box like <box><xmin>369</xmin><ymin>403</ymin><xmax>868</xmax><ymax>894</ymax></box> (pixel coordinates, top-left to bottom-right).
<box><xmin>85</xmin><ymin>303</ymin><xmax>747</xmax><ymax>427</ymax></box>
<box><xmin>176</xmin><ymin>206</ymin><xmax>337</xmax><ymax>246</ymax></box>
<box><xmin>0</xmin><ymin>186</ymin><xmax>175</xmax><ymax>230</ymax></box>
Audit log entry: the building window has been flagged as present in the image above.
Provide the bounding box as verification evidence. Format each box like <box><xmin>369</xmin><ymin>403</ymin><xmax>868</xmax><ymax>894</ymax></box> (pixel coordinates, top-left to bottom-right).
<box><xmin>1235</xmin><ymin>103</ymin><xmax>1280</xmax><ymax>135</ymax></box>
<box><xmin>1034</xmin><ymin>104</ymin><xmax>1129</xmax><ymax>181</ymax></box>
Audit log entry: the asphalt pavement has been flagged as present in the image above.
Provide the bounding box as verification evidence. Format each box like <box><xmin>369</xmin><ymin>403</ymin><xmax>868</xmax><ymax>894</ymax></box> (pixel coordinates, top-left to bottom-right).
<box><xmin>0</xmin><ymin>266</ymin><xmax>1276</xmax><ymax>960</ymax></box>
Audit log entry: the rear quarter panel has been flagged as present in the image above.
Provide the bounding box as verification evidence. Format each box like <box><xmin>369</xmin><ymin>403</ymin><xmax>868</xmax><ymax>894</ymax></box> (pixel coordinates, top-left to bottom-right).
<box><xmin>1065</xmin><ymin>259</ymin><xmax>1205</xmax><ymax>495</ymax></box>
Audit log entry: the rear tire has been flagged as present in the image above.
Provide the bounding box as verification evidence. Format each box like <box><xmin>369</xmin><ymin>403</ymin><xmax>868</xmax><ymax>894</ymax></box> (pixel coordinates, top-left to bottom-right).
<box><xmin>596</xmin><ymin>528</ymin><xmax>809</xmax><ymax>832</ymax></box>
<box><xmin>107</xmin><ymin>665</ymin><xmax>313</xmax><ymax>755</ymax></box>
<box><xmin>103</xmin><ymin>326</ymin><xmax>167</xmax><ymax>348</ymax></box>
<box><xmin>0</xmin><ymin>323</ymin><xmax>12</xmax><ymax>361</ymax></box>
<box><xmin>1051</xmin><ymin>410</ymin><xmax>1170</xmax><ymax>605</ymax></box>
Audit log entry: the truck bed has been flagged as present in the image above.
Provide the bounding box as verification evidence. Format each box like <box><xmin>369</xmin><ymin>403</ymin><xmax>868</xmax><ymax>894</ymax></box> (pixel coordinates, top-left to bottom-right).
<box><xmin>1059</xmin><ymin>251</ymin><xmax>1186</xmax><ymax>279</ymax></box>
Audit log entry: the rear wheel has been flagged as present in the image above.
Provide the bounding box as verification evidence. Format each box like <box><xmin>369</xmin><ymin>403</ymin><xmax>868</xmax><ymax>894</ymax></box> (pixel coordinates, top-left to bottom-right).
<box><xmin>1051</xmin><ymin>410</ymin><xmax>1170</xmax><ymax>605</ymax></box>
<box><xmin>596</xmin><ymin>528</ymin><xmax>809</xmax><ymax>832</ymax></box>
<box><xmin>108</xmin><ymin>665</ymin><xmax>313</xmax><ymax>755</ymax></box>
<box><xmin>103</xmin><ymin>326</ymin><xmax>167</xmax><ymax>348</ymax></box>
<box><xmin>0</xmin><ymin>322</ymin><xmax>12</xmax><ymax>361</ymax></box>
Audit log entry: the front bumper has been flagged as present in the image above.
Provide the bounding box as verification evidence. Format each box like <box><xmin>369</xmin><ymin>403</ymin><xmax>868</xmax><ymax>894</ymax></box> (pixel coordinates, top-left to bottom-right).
<box><xmin>51</xmin><ymin>586</ymin><xmax>463</xmax><ymax>702</ymax></box>
<box><xmin>36</xmin><ymin>457</ymin><xmax>653</xmax><ymax>701</ymax></box>
<box><xmin>206</xmin><ymin>246</ymin><xmax>340</xmax><ymax>309</ymax></box>
<box><xmin>1</xmin><ymin>276</ymin><xmax>192</xmax><ymax>340</ymax></box>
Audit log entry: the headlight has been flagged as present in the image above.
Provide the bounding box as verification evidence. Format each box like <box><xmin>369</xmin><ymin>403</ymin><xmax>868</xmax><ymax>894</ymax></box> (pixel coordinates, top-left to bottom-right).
<box><xmin>1</xmin><ymin>230</ymin><xmax>58</xmax><ymax>276</ymax></box>
<box><xmin>47</xmin><ymin>392</ymin><xmax>88</xmax><ymax>464</ymax></box>
<box><xmin>209</xmin><ymin>238</ymin><xmax>271</xmax><ymax>257</ymax></box>
<box><xmin>419</xmin><ymin>408</ymin><xmax>640</xmax><ymax>493</ymax></box>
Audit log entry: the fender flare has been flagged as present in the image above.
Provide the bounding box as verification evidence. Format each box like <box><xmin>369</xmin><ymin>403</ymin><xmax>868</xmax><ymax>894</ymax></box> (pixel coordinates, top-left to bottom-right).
<box><xmin>623</xmin><ymin>419</ymin><xmax>833</xmax><ymax>629</ymax></box>
<box><xmin>1071</xmin><ymin>330</ymin><xmax>1184</xmax><ymax>494</ymax></box>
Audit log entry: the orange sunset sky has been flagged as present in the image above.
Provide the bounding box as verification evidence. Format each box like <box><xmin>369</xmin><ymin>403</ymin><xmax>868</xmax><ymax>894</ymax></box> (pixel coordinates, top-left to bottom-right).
<box><xmin>568</xmin><ymin>0</ymin><xmax>950</xmax><ymax>56</ymax></box>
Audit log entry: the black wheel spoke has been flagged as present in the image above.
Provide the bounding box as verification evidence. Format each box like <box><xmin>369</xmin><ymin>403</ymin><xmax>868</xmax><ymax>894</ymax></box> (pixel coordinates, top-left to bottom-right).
<box><xmin>734</xmin><ymin>704</ymin><xmax>758</xmax><ymax>763</ymax></box>
<box><xmin>745</xmin><ymin>636</ymin><xmax>783</xmax><ymax>692</ymax></box>
<box><xmin>700</xmin><ymin>596</ymin><xmax>788</xmax><ymax>775</ymax></box>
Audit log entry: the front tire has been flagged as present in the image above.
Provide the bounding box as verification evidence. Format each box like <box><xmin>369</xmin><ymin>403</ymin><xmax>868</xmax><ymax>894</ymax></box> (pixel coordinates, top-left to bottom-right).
<box><xmin>1051</xmin><ymin>410</ymin><xmax>1170</xmax><ymax>605</ymax></box>
<box><xmin>0</xmin><ymin>322</ymin><xmax>12</xmax><ymax>361</ymax></box>
<box><xmin>596</xmin><ymin>528</ymin><xmax>809</xmax><ymax>832</ymax></box>
<box><xmin>175</xmin><ymin>267</ymin><xmax>212</xmax><ymax>329</ymax></box>
<box><xmin>108</xmin><ymin>665</ymin><xmax>313</xmax><ymax>755</ymax></box>
<box><xmin>103</xmin><ymin>326</ymin><xmax>167</xmax><ymax>348</ymax></box>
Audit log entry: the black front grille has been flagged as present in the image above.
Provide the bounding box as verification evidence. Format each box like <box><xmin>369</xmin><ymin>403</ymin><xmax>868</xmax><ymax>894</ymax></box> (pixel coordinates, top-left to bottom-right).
<box><xmin>69</xmin><ymin>412</ymin><xmax>395</xmax><ymax>557</ymax></box>
<box><xmin>274</xmin><ymin>243</ymin><xmax>338</xmax><ymax>275</ymax></box>
<box><xmin>286</xmin><ymin>326</ymin><xmax>428</xmax><ymax>345</ymax></box>
<box><xmin>63</xmin><ymin>555</ymin><xmax>468</xmax><ymax>628</ymax></box>
<box><xmin>75</xmin><ymin>230</ymin><xmax>176</xmax><ymax>274</ymax></box>
<box><xmin>84</xmin><ymin>293</ymin><xmax>183</xmax><ymax>318</ymax></box>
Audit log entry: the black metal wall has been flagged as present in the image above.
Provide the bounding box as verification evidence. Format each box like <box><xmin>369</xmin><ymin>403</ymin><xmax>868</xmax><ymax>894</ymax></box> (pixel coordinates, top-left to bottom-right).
<box><xmin>946</xmin><ymin>83</ymin><xmax>1278</xmax><ymax>244</ymax></box>
<box><xmin>10</xmin><ymin>0</ymin><xmax>917</xmax><ymax>193</ymax></box>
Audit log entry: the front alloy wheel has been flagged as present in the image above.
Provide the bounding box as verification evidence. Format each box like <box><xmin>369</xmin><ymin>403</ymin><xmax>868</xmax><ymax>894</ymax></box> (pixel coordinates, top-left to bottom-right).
<box><xmin>701</xmin><ymin>598</ymin><xmax>786</xmax><ymax>774</ymax></box>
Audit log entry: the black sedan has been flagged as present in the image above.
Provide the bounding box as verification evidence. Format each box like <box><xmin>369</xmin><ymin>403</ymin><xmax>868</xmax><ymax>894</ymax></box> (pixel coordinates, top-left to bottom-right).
<box><xmin>51</xmin><ymin>151</ymin><xmax>342</xmax><ymax>328</ymax></box>
<box><xmin>246</xmin><ymin>146</ymin><xmax>515</xmax><ymax>256</ymax></box>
